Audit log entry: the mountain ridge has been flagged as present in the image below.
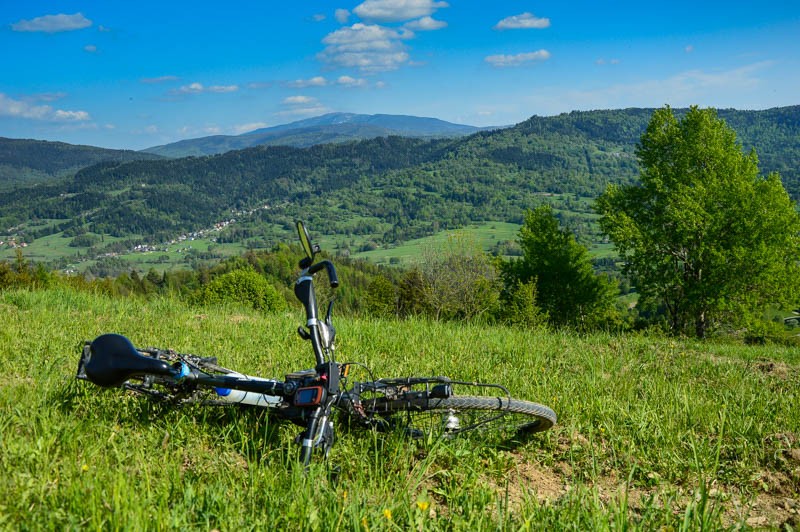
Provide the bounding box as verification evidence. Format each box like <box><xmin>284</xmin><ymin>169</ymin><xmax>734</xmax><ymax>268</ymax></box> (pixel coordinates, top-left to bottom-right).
<box><xmin>141</xmin><ymin>112</ymin><xmax>495</xmax><ymax>158</ymax></box>
<box><xmin>0</xmin><ymin>137</ymin><xmax>162</xmax><ymax>190</ymax></box>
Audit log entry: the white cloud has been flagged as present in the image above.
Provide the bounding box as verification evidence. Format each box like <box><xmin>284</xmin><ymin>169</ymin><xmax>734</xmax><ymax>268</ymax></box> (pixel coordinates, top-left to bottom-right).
<box><xmin>246</xmin><ymin>81</ymin><xmax>273</xmax><ymax>90</ymax></box>
<box><xmin>53</xmin><ymin>109</ymin><xmax>91</xmax><ymax>121</ymax></box>
<box><xmin>84</xmin><ymin>44</ymin><xmax>97</xmax><ymax>53</ymax></box>
<box><xmin>685</xmin><ymin>45</ymin><xmax>694</xmax><ymax>53</ymax></box>
<box><xmin>279</xmin><ymin>95</ymin><xmax>328</xmax><ymax>117</ymax></box>
<box><xmin>335</xmin><ymin>9</ymin><xmax>351</xmax><ymax>23</ymax></box>
<box><xmin>353</xmin><ymin>0</ymin><xmax>449</xmax><ymax>23</ymax></box>
<box><xmin>276</xmin><ymin>106</ymin><xmax>329</xmax><ymax>117</ymax></box>
<box><xmin>177</xmin><ymin>82</ymin><xmax>238</xmax><ymax>94</ymax></box>
<box><xmin>0</xmin><ymin>93</ymin><xmax>91</xmax><ymax>122</ymax></box>
<box><xmin>526</xmin><ymin>62</ymin><xmax>775</xmax><ymax>113</ymax></box>
<box><xmin>283</xmin><ymin>95</ymin><xmax>317</xmax><ymax>105</ymax></box>
<box><xmin>404</xmin><ymin>16</ymin><xmax>447</xmax><ymax>31</ymax></box>
<box><xmin>312</xmin><ymin>14</ymin><xmax>326</xmax><ymax>22</ymax></box>
<box><xmin>493</xmin><ymin>12</ymin><xmax>550</xmax><ymax>30</ymax></box>
<box><xmin>207</xmin><ymin>85</ymin><xmax>238</xmax><ymax>93</ymax></box>
<box><xmin>485</xmin><ymin>50</ymin><xmax>551</xmax><ymax>67</ymax></box>
<box><xmin>179</xmin><ymin>82</ymin><xmax>205</xmax><ymax>94</ymax></box>
<box><xmin>233</xmin><ymin>122</ymin><xmax>268</xmax><ymax>134</ymax></box>
<box><xmin>337</xmin><ymin>75</ymin><xmax>368</xmax><ymax>87</ymax></box>
<box><xmin>12</xmin><ymin>13</ymin><xmax>92</xmax><ymax>33</ymax></box>
<box><xmin>286</xmin><ymin>76</ymin><xmax>328</xmax><ymax>88</ymax></box>
<box><xmin>141</xmin><ymin>76</ymin><xmax>179</xmax><ymax>84</ymax></box>
<box><xmin>318</xmin><ymin>23</ymin><xmax>412</xmax><ymax>72</ymax></box>
<box><xmin>176</xmin><ymin>124</ymin><xmax>224</xmax><ymax>136</ymax></box>
<box><xmin>33</xmin><ymin>92</ymin><xmax>67</xmax><ymax>102</ymax></box>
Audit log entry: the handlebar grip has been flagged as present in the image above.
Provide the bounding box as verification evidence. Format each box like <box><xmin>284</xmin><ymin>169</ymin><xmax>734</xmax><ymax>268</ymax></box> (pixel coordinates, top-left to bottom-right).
<box><xmin>326</xmin><ymin>261</ymin><xmax>339</xmax><ymax>288</ymax></box>
<box><xmin>308</xmin><ymin>260</ymin><xmax>339</xmax><ymax>288</ymax></box>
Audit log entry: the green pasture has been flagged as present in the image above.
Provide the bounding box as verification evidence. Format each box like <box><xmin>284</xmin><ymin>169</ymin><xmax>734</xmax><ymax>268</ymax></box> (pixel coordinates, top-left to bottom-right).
<box><xmin>353</xmin><ymin>222</ymin><xmax>521</xmax><ymax>265</ymax></box>
<box><xmin>1</xmin><ymin>286</ymin><xmax>797</xmax><ymax>529</ymax></box>
<box><xmin>86</xmin><ymin>238</ymin><xmax>248</xmax><ymax>273</ymax></box>
<box><xmin>0</xmin><ymin>232</ymin><xmax>83</xmax><ymax>263</ymax></box>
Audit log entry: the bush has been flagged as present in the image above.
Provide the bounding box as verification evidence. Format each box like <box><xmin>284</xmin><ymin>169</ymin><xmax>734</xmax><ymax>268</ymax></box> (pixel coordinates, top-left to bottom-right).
<box><xmin>197</xmin><ymin>269</ymin><xmax>286</xmax><ymax>313</ymax></box>
<box><xmin>496</xmin><ymin>279</ymin><xmax>548</xmax><ymax>329</ymax></box>
<box><xmin>365</xmin><ymin>275</ymin><xmax>397</xmax><ymax>317</ymax></box>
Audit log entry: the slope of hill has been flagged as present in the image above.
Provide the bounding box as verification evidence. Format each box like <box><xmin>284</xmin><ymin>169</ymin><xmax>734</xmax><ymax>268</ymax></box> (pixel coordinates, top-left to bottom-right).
<box><xmin>3</xmin><ymin>286</ymin><xmax>799</xmax><ymax>528</ymax></box>
<box><xmin>142</xmin><ymin>112</ymin><xmax>488</xmax><ymax>157</ymax></box>
<box><xmin>1</xmin><ymin>106</ymin><xmax>798</xmax><ymax>265</ymax></box>
<box><xmin>0</xmin><ymin>137</ymin><xmax>163</xmax><ymax>190</ymax></box>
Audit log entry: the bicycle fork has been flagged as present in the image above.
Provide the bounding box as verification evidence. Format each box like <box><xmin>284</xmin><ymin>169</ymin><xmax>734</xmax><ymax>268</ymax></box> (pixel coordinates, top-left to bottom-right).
<box><xmin>299</xmin><ymin>406</ymin><xmax>334</xmax><ymax>466</ymax></box>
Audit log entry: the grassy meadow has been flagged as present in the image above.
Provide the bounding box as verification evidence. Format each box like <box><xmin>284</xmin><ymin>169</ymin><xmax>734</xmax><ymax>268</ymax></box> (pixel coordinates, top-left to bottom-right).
<box><xmin>352</xmin><ymin>222</ymin><xmax>521</xmax><ymax>266</ymax></box>
<box><xmin>1</xmin><ymin>286</ymin><xmax>799</xmax><ymax>529</ymax></box>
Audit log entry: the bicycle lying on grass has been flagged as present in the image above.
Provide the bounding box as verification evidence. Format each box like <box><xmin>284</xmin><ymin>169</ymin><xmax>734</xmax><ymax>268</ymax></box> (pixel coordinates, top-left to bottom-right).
<box><xmin>76</xmin><ymin>221</ymin><xmax>556</xmax><ymax>466</ymax></box>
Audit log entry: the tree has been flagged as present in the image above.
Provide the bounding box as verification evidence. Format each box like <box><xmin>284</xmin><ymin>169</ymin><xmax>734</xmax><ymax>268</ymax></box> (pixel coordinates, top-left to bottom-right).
<box><xmin>419</xmin><ymin>232</ymin><xmax>500</xmax><ymax>321</ymax></box>
<box><xmin>397</xmin><ymin>232</ymin><xmax>500</xmax><ymax>321</ymax></box>
<box><xmin>397</xmin><ymin>267</ymin><xmax>431</xmax><ymax>317</ymax></box>
<box><xmin>365</xmin><ymin>275</ymin><xmax>397</xmax><ymax>318</ymax></box>
<box><xmin>503</xmin><ymin>206</ymin><xmax>618</xmax><ymax>329</ymax></box>
<box><xmin>597</xmin><ymin>106</ymin><xmax>800</xmax><ymax>338</ymax></box>
<box><xmin>496</xmin><ymin>278</ymin><xmax>548</xmax><ymax>329</ymax></box>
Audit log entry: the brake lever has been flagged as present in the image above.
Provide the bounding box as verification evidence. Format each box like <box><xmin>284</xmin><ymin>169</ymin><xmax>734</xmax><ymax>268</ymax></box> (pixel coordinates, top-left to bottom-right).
<box><xmin>297</xmin><ymin>326</ymin><xmax>311</xmax><ymax>341</ymax></box>
<box><xmin>325</xmin><ymin>300</ymin><xmax>335</xmax><ymax>326</ymax></box>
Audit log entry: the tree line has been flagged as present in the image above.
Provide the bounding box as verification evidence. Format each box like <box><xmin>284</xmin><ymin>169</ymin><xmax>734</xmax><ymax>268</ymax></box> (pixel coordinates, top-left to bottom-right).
<box><xmin>2</xmin><ymin>107</ymin><xmax>799</xmax><ymax>343</ymax></box>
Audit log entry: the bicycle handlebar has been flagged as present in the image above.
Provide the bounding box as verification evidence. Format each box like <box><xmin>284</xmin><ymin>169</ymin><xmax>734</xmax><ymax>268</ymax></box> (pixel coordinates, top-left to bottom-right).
<box><xmin>295</xmin><ymin>258</ymin><xmax>339</xmax><ymax>366</ymax></box>
<box><xmin>307</xmin><ymin>260</ymin><xmax>339</xmax><ymax>288</ymax></box>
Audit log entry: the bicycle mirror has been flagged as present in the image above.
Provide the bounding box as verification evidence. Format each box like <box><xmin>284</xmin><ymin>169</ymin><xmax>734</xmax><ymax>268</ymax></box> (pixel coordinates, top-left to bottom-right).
<box><xmin>297</xmin><ymin>221</ymin><xmax>315</xmax><ymax>261</ymax></box>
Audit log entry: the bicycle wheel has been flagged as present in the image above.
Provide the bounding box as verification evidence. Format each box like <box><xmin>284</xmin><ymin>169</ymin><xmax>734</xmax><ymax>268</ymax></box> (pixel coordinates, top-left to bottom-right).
<box><xmin>358</xmin><ymin>393</ymin><xmax>556</xmax><ymax>440</ymax></box>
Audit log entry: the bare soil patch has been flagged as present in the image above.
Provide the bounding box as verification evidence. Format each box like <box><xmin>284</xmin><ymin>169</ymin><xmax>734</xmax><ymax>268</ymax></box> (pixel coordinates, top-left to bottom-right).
<box><xmin>479</xmin><ymin>449</ymin><xmax>800</xmax><ymax>528</ymax></box>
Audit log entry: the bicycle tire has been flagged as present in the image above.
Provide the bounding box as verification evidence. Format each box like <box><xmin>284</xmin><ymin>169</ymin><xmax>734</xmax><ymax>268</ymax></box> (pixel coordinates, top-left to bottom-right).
<box><xmin>359</xmin><ymin>394</ymin><xmax>556</xmax><ymax>438</ymax></box>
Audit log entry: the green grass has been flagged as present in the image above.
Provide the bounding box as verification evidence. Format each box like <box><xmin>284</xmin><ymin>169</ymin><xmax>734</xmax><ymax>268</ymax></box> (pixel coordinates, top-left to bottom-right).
<box><xmin>81</xmin><ymin>238</ymin><xmax>248</xmax><ymax>273</ymax></box>
<box><xmin>0</xmin><ymin>231</ymin><xmax>138</xmax><ymax>265</ymax></box>
<box><xmin>0</xmin><ymin>232</ymin><xmax>81</xmax><ymax>262</ymax></box>
<box><xmin>1</xmin><ymin>286</ymin><xmax>798</xmax><ymax>529</ymax></box>
<box><xmin>354</xmin><ymin>222</ymin><xmax>521</xmax><ymax>266</ymax></box>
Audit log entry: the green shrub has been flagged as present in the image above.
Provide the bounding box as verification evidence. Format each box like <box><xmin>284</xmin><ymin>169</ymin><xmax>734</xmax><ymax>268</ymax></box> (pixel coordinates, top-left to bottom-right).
<box><xmin>365</xmin><ymin>275</ymin><xmax>397</xmax><ymax>317</ymax></box>
<box><xmin>496</xmin><ymin>279</ymin><xmax>548</xmax><ymax>328</ymax></box>
<box><xmin>198</xmin><ymin>269</ymin><xmax>286</xmax><ymax>312</ymax></box>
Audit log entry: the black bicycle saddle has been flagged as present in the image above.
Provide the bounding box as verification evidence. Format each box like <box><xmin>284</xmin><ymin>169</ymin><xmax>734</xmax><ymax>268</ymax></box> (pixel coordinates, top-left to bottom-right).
<box><xmin>84</xmin><ymin>333</ymin><xmax>175</xmax><ymax>387</ymax></box>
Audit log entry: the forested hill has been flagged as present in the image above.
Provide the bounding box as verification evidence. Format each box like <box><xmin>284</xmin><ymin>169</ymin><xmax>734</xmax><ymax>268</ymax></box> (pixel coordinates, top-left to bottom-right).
<box><xmin>1</xmin><ymin>106</ymin><xmax>798</xmax><ymax>247</ymax></box>
<box><xmin>509</xmin><ymin>107</ymin><xmax>800</xmax><ymax>192</ymax></box>
<box><xmin>0</xmin><ymin>137</ymin><xmax>163</xmax><ymax>190</ymax></box>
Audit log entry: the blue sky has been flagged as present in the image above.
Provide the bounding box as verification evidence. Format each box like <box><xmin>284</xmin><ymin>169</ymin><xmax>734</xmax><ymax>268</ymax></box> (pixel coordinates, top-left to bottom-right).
<box><xmin>2</xmin><ymin>1</ymin><xmax>798</xmax><ymax>150</ymax></box>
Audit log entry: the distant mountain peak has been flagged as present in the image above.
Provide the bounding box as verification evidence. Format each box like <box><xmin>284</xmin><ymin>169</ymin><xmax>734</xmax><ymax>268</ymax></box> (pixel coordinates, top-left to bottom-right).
<box><xmin>143</xmin><ymin>113</ymin><xmax>492</xmax><ymax>158</ymax></box>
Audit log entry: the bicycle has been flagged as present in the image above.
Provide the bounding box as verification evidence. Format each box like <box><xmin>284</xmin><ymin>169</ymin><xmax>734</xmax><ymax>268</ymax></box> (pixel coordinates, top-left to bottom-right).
<box><xmin>76</xmin><ymin>221</ymin><xmax>556</xmax><ymax>466</ymax></box>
